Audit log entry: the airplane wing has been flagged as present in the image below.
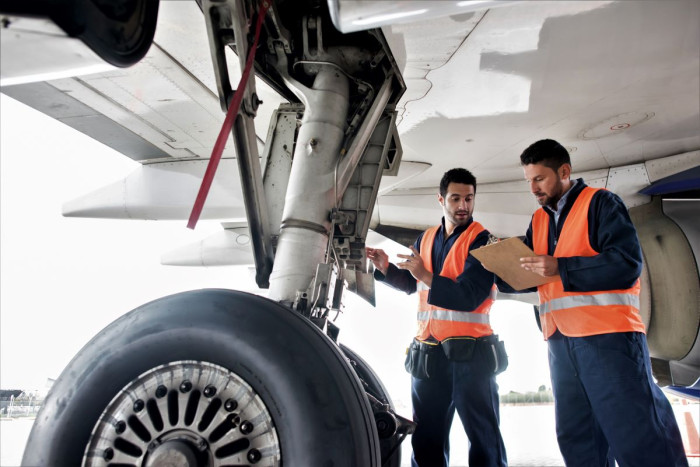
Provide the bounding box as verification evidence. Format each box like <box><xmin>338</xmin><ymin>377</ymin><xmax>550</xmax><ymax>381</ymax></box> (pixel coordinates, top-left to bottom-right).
<box><xmin>1</xmin><ymin>3</ymin><xmax>285</xmax><ymax>223</ymax></box>
<box><xmin>2</xmin><ymin>0</ymin><xmax>699</xmax><ymax>440</ymax></box>
<box><xmin>3</xmin><ymin>2</ymin><xmax>697</xmax><ymax>233</ymax></box>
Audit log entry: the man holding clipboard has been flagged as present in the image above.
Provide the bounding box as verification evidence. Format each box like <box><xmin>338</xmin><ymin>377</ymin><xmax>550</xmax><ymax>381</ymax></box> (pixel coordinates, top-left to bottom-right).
<box><xmin>479</xmin><ymin>139</ymin><xmax>686</xmax><ymax>467</ymax></box>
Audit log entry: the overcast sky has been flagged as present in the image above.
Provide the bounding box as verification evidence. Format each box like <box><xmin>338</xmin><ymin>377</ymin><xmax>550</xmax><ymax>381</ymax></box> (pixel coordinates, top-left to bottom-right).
<box><xmin>0</xmin><ymin>93</ymin><xmax>551</xmax><ymax>405</ymax></box>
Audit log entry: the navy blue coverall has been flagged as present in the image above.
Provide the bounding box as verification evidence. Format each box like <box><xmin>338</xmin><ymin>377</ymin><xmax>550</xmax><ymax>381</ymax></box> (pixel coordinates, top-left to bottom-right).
<box><xmin>376</xmin><ymin>217</ymin><xmax>507</xmax><ymax>467</ymax></box>
<box><xmin>499</xmin><ymin>179</ymin><xmax>687</xmax><ymax>467</ymax></box>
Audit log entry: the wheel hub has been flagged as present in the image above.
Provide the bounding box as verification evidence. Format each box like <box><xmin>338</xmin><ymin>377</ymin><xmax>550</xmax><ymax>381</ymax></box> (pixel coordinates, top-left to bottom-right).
<box><xmin>82</xmin><ymin>360</ymin><xmax>281</xmax><ymax>466</ymax></box>
<box><xmin>144</xmin><ymin>438</ymin><xmax>200</xmax><ymax>466</ymax></box>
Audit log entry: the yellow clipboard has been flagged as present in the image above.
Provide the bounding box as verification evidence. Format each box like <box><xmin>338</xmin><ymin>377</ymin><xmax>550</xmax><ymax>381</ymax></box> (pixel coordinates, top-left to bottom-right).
<box><xmin>471</xmin><ymin>237</ymin><xmax>559</xmax><ymax>290</ymax></box>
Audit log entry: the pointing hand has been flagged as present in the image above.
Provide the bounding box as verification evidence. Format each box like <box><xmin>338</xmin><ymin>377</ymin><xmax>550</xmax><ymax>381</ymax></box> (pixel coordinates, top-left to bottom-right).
<box><xmin>366</xmin><ymin>247</ymin><xmax>389</xmax><ymax>275</ymax></box>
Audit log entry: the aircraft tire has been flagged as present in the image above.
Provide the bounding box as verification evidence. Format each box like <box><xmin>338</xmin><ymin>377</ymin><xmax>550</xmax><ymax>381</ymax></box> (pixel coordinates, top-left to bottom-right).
<box><xmin>22</xmin><ymin>289</ymin><xmax>381</xmax><ymax>466</ymax></box>
<box><xmin>341</xmin><ymin>344</ymin><xmax>403</xmax><ymax>467</ymax></box>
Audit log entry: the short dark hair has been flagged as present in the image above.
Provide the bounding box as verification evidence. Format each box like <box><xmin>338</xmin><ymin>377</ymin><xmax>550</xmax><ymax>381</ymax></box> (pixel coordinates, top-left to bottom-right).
<box><xmin>520</xmin><ymin>139</ymin><xmax>571</xmax><ymax>172</ymax></box>
<box><xmin>440</xmin><ymin>168</ymin><xmax>477</xmax><ymax>197</ymax></box>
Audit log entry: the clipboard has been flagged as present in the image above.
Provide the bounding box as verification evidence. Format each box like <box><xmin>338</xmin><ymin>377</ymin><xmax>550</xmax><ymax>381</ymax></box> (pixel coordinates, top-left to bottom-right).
<box><xmin>471</xmin><ymin>237</ymin><xmax>559</xmax><ymax>290</ymax></box>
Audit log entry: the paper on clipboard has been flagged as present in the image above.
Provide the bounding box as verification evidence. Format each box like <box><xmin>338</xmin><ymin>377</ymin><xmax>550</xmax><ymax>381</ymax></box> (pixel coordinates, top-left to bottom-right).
<box><xmin>471</xmin><ymin>237</ymin><xmax>559</xmax><ymax>290</ymax></box>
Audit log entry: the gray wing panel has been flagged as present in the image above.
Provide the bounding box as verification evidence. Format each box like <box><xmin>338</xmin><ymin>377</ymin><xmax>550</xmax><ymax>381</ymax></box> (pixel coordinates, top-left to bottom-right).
<box><xmin>2</xmin><ymin>82</ymin><xmax>170</xmax><ymax>162</ymax></box>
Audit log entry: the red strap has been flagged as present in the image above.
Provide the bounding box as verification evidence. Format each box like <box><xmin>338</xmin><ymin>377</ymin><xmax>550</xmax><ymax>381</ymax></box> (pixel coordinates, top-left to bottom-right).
<box><xmin>187</xmin><ymin>1</ymin><xmax>270</xmax><ymax>229</ymax></box>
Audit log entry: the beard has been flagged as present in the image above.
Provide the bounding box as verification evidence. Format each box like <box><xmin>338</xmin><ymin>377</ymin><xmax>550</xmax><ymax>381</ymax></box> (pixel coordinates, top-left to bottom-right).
<box><xmin>535</xmin><ymin>189</ymin><xmax>562</xmax><ymax>208</ymax></box>
<box><xmin>449</xmin><ymin>210</ymin><xmax>471</xmax><ymax>226</ymax></box>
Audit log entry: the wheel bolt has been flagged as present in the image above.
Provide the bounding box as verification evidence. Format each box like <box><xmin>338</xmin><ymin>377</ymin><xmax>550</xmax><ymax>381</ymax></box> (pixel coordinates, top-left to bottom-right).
<box><xmin>179</xmin><ymin>381</ymin><xmax>192</xmax><ymax>393</ymax></box>
<box><xmin>133</xmin><ymin>399</ymin><xmax>145</xmax><ymax>412</ymax></box>
<box><xmin>227</xmin><ymin>413</ymin><xmax>240</xmax><ymax>426</ymax></box>
<box><xmin>155</xmin><ymin>385</ymin><xmax>167</xmax><ymax>398</ymax></box>
<box><xmin>240</xmin><ymin>420</ymin><xmax>254</xmax><ymax>434</ymax></box>
<box><xmin>224</xmin><ymin>398</ymin><xmax>238</xmax><ymax>411</ymax></box>
<box><xmin>203</xmin><ymin>385</ymin><xmax>217</xmax><ymax>397</ymax></box>
<box><xmin>247</xmin><ymin>448</ymin><xmax>261</xmax><ymax>463</ymax></box>
<box><xmin>103</xmin><ymin>448</ymin><xmax>114</xmax><ymax>460</ymax></box>
<box><xmin>115</xmin><ymin>420</ymin><xmax>126</xmax><ymax>434</ymax></box>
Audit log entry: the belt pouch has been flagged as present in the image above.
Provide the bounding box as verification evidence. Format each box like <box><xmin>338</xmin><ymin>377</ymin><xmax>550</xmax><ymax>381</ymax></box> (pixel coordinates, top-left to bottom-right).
<box><xmin>478</xmin><ymin>334</ymin><xmax>509</xmax><ymax>375</ymax></box>
<box><xmin>404</xmin><ymin>339</ymin><xmax>440</xmax><ymax>380</ymax></box>
<box><xmin>441</xmin><ymin>337</ymin><xmax>477</xmax><ymax>361</ymax></box>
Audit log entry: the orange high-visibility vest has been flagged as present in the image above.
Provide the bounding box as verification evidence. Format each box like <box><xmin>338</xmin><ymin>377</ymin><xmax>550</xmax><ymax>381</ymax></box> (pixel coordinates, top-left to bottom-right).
<box><xmin>533</xmin><ymin>186</ymin><xmax>645</xmax><ymax>339</ymax></box>
<box><xmin>416</xmin><ymin>222</ymin><xmax>495</xmax><ymax>341</ymax></box>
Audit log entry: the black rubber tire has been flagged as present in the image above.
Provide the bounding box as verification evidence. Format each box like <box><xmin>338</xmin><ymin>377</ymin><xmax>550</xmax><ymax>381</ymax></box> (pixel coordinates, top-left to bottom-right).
<box><xmin>22</xmin><ymin>289</ymin><xmax>381</xmax><ymax>466</ymax></box>
<box><xmin>340</xmin><ymin>345</ymin><xmax>402</xmax><ymax>467</ymax></box>
<box><xmin>0</xmin><ymin>0</ymin><xmax>159</xmax><ymax>67</ymax></box>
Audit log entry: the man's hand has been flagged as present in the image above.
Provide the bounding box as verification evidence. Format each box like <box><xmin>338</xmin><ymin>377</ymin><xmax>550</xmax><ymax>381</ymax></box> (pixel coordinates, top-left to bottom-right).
<box><xmin>397</xmin><ymin>246</ymin><xmax>432</xmax><ymax>287</ymax></box>
<box><xmin>366</xmin><ymin>247</ymin><xmax>389</xmax><ymax>275</ymax></box>
<box><xmin>520</xmin><ymin>255</ymin><xmax>559</xmax><ymax>277</ymax></box>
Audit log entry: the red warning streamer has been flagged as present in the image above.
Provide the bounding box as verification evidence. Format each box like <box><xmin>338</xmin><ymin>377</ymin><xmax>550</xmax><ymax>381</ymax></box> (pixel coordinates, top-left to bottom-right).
<box><xmin>188</xmin><ymin>1</ymin><xmax>270</xmax><ymax>229</ymax></box>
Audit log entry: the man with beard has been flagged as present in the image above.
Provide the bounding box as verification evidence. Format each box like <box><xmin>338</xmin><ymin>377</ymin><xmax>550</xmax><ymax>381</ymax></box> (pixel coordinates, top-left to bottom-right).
<box><xmin>498</xmin><ymin>139</ymin><xmax>687</xmax><ymax>466</ymax></box>
<box><xmin>366</xmin><ymin>168</ymin><xmax>507</xmax><ymax>467</ymax></box>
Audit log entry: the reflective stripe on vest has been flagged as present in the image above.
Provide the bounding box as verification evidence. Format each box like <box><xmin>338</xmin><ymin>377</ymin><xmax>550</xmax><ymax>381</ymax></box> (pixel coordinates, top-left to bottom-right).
<box><xmin>539</xmin><ymin>292</ymin><xmax>641</xmax><ymax>316</ymax></box>
<box><xmin>415</xmin><ymin>222</ymin><xmax>495</xmax><ymax>341</ymax></box>
<box><xmin>533</xmin><ymin>186</ymin><xmax>645</xmax><ymax>339</ymax></box>
<box><xmin>417</xmin><ymin>310</ymin><xmax>491</xmax><ymax>323</ymax></box>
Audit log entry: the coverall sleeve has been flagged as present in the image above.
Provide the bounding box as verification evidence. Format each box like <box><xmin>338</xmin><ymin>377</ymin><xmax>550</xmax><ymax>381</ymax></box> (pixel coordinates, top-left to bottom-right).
<box><xmin>427</xmin><ymin>230</ymin><xmax>495</xmax><ymax>311</ymax></box>
<box><xmin>558</xmin><ymin>190</ymin><xmax>643</xmax><ymax>292</ymax></box>
<box><xmin>373</xmin><ymin>235</ymin><xmax>422</xmax><ymax>295</ymax></box>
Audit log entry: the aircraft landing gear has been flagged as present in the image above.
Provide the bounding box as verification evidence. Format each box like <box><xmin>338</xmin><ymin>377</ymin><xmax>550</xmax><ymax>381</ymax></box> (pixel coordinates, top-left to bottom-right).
<box><xmin>22</xmin><ymin>1</ymin><xmax>410</xmax><ymax>464</ymax></box>
<box><xmin>22</xmin><ymin>290</ymin><xmax>381</xmax><ymax>466</ymax></box>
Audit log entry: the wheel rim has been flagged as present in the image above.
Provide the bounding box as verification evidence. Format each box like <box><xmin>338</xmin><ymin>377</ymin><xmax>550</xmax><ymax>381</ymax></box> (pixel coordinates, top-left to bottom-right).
<box><xmin>82</xmin><ymin>360</ymin><xmax>281</xmax><ymax>466</ymax></box>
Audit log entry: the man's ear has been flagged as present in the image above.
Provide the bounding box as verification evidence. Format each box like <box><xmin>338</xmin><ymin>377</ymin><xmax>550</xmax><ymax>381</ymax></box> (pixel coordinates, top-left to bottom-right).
<box><xmin>559</xmin><ymin>163</ymin><xmax>572</xmax><ymax>181</ymax></box>
<box><xmin>437</xmin><ymin>193</ymin><xmax>445</xmax><ymax>206</ymax></box>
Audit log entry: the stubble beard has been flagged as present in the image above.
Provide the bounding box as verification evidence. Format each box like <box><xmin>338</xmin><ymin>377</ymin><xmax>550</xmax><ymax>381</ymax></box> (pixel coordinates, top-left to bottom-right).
<box><xmin>450</xmin><ymin>210</ymin><xmax>471</xmax><ymax>227</ymax></box>
<box><xmin>540</xmin><ymin>190</ymin><xmax>562</xmax><ymax>209</ymax></box>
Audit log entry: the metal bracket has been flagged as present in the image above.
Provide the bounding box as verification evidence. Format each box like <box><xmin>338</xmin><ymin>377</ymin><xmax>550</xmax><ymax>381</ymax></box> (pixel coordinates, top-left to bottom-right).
<box><xmin>201</xmin><ymin>0</ymin><xmax>274</xmax><ymax>288</ymax></box>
